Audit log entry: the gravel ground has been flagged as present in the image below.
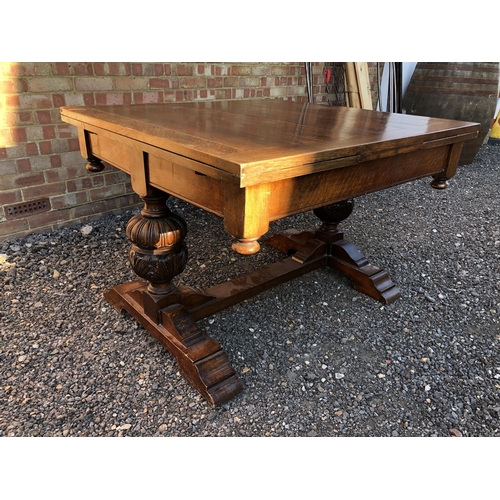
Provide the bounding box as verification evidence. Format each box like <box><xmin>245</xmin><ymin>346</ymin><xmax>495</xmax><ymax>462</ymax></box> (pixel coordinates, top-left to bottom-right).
<box><xmin>1</xmin><ymin>144</ymin><xmax>499</xmax><ymax>438</ymax></box>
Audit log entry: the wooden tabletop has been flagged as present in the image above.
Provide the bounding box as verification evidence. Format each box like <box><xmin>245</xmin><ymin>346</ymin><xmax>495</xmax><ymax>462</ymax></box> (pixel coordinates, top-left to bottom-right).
<box><xmin>61</xmin><ymin>99</ymin><xmax>479</xmax><ymax>185</ymax></box>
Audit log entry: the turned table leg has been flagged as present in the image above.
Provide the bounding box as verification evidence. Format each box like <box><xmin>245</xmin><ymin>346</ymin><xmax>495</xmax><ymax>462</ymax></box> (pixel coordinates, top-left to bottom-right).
<box><xmin>104</xmin><ymin>186</ymin><xmax>243</xmax><ymax>406</ymax></box>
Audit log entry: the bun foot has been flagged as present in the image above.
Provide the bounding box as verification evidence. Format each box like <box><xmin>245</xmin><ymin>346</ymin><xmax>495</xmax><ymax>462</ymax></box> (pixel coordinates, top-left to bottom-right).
<box><xmin>232</xmin><ymin>238</ymin><xmax>261</xmax><ymax>255</ymax></box>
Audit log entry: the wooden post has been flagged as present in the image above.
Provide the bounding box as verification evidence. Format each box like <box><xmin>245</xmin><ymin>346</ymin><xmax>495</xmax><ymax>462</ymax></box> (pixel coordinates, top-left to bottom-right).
<box><xmin>345</xmin><ymin>62</ymin><xmax>373</xmax><ymax>110</ymax></box>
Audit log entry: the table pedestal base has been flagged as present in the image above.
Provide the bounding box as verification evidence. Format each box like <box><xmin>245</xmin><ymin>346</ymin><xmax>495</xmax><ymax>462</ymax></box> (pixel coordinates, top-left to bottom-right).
<box><xmin>265</xmin><ymin>229</ymin><xmax>401</xmax><ymax>305</ymax></box>
<box><xmin>104</xmin><ymin>200</ymin><xmax>400</xmax><ymax>405</ymax></box>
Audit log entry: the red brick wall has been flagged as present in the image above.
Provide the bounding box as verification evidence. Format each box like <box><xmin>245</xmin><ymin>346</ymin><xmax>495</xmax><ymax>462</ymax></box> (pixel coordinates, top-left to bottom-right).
<box><xmin>0</xmin><ymin>62</ymin><xmax>378</xmax><ymax>241</ymax></box>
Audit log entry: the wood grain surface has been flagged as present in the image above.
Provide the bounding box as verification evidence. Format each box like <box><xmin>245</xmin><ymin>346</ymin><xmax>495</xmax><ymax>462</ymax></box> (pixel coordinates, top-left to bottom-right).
<box><xmin>61</xmin><ymin>99</ymin><xmax>479</xmax><ymax>187</ymax></box>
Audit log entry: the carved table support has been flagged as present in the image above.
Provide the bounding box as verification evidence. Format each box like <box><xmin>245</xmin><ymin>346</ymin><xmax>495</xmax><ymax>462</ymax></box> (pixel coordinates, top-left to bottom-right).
<box><xmin>266</xmin><ymin>199</ymin><xmax>401</xmax><ymax>304</ymax></box>
<box><xmin>125</xmin><ymin>187</ymin><xmax>188</xmax><ymax>322</ymax></box>
<box><xmin>105</xmin><ymin>193</ymin><xmax>402</xmax><ymax>405</ymax></box>
<box><xmin>315</xmin><ymin>200</ymin><xmax>401</xmax><ymax>304</ymax></box>
<box><xmin>104</xmin><ymin>186</ymin><xmax>243</xmax><ymax>406</ymax></box>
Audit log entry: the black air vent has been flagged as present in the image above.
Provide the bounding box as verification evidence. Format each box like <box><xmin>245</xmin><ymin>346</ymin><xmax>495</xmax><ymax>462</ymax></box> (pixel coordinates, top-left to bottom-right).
<box><xmin>5</xmin><ymin>198</ymin><xmax>51</xmax><ymax>220</ymax></box>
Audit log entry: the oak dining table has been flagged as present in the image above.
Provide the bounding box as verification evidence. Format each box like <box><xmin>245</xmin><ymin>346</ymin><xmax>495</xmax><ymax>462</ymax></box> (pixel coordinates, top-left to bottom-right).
<box><xmin>60</xmin><ymin>99</ymin><xmax>479</xmax><ymax>406</ymax></box>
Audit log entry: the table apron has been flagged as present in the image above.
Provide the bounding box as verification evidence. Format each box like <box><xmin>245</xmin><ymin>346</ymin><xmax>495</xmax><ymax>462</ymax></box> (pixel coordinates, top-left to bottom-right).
<box><xmin>84</xmin><ymin>125</ymin><xmax>459</xmax><ymax>233</ymax></box>
<box><xmin>266</xmin><ymin>143</ymin><xmax>452</xmax><ymax>220</ymax></box>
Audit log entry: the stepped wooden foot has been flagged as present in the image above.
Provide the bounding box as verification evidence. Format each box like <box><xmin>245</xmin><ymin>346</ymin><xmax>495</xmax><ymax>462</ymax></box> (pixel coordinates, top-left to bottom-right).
<box><xmin>105</xmin><ymin>282</ymin><xmax>242</xmax><ymax>406</ymax></box>
<box><xmin>328</xmin><ymin>240</ymin><xmax>401</xmax><ymax>304</ymax></box>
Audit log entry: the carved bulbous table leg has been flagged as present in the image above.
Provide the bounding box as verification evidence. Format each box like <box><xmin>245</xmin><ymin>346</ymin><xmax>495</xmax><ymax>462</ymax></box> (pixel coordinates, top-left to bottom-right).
<box><xmin>125</xmin><ymin>189</ymin><xmax>188</xmax><ymax>322</ymax></box>
<box><xmin>104</xmin><ymin>186</ymin><xmax>243</xmax><ymax>406</ymax></box>
<box><xmin>313</xmin><ymin>198</ymin><xmax>354</xmax><ymax>244</ymax></box>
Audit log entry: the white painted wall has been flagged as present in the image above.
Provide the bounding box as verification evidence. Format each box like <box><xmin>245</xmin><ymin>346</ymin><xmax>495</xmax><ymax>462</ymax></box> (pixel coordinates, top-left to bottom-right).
<box><xmin>377</xmin><ymin>62</ymin><xmax>417</xmax><ymax>112</ymax></box>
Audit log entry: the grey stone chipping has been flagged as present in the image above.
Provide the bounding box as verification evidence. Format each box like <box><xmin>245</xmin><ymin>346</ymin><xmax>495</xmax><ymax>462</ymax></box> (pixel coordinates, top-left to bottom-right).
<box><xmin>1</xmin><ymin>144</ymin><xmax>499</xmax><ymax>437</ymax></box>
